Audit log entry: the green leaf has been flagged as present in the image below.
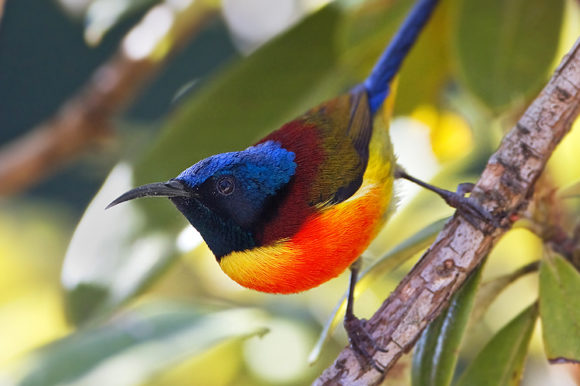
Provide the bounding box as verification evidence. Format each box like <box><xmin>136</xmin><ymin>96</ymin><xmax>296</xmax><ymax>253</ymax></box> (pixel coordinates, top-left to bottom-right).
<box><xmin>394</xmin><ymin>0</ymin><xmax>450</xmax><ymax>114</ymax></box>
<box><xmin>558</xmin><ymin>179</ymin><xmax>580</xmax><ymax>198</ymax></box>
<box><xmin>309</xmin><ymin>218</ymin><xmax>447</xmax><ymax>364</ymax></box>
<box><xmin>2</xmin><ymin>305</ymin><xmax>268</xmax><ymax>386</ymax></box>
<box><xmin>470</xmin><ymin>260</ymin><xmax>539</xmax><ymax>326</ymax></box>
<box><xmin>456</xmin><ymin>303</ymin><xmax>538</xmax><ymax>386</ymax></box>
<box><xmin>61</xmin><ymin>164</ymin><xmax>179</xmax><ymax>325</ymax></box>
<box><xmin>453</xmin><ymin>0</ymin><xmax>564</xmax><ymax>112</ymax></box>
<box><xmin>539</xmin><ymin>254</ymin><xmax>580</xmax><ymax>363</ymax></box>
<box><xmin>412</xmin><ymin>266</ymin><xmax>482</xmax><ymax>386</ymax></box>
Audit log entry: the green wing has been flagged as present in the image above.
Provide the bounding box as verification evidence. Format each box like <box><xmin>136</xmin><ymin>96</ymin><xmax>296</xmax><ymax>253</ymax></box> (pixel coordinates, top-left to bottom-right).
<box><xmin>302</xmin><ymin>87</ymin><xmax>373</xmax><ymax>205</ymax></box>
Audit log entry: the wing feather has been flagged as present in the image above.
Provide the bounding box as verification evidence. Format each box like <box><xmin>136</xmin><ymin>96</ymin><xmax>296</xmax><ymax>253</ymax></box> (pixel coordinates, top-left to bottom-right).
<box><xmin>301</xmin><ymin>86</ymin><xmax>372</xmax><ymax>205</ymax></box>
<box><xmin>255</xmin><ymin>87</ymin><xmax>374</xmax><ymax>244</ymax></box>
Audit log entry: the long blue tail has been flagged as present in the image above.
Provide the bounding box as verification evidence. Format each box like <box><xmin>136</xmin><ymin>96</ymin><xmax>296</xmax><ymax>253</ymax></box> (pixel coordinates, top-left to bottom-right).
<box><xmin>364</xmin><ymin>0</ymin><xmax>439</xmax><ymax>114</ymax></box>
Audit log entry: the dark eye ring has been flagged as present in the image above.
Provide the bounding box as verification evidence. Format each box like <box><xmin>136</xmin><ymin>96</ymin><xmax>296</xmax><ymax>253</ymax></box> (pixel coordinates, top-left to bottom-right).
<box><xmin>216</xmin><ymin>175</ymin><xmax>235</xmax><ymax>196</ymax></box>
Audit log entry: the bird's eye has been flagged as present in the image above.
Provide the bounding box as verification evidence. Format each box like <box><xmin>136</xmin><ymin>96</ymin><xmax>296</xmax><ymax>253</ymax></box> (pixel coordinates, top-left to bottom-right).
<box><xmin>216</xmin><ymin>175</ymin><xmax>235</xmax><ymax>196</ymax></box>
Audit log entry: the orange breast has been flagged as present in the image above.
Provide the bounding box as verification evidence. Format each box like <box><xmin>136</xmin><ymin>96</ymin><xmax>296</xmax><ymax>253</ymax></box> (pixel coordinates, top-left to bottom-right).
<box><xmin>220</xmin><ymin>108</ymin><xmax>395</xmax><ymax>294</ymax></box>
<box><xmin>219</xmin><ymin>183</ymin><xmax>391</xmax><ymax>294</ymax></box>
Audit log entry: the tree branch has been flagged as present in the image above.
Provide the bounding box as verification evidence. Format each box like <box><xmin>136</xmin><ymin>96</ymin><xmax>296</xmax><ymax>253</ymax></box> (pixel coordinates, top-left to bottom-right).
<box><xmin>0</xmin><ymin>1</ymin><xmax>217</xmax><ymax>196</ymax></box>
<box><xmin>315</xmin><ymin>37</ymin><xmax>580</xmax><ymax>386</ymax></box>
<box><xmin>0</xmin><ymin>0</ymin><xmax>5</xmax><ymax>26</ymax></box>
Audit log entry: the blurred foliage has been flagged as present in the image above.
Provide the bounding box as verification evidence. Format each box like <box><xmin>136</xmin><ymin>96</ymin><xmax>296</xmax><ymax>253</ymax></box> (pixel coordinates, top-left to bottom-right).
<box><xmin>453</xmin><ymin>0</ymin><xmax>564</xmax><ymax>112</ymax></box>
<box><xmin>84</xmin><ymin>0</ymin><xmax>161</xmax><ymax>45</ymax></box>
<box><xmin>1</xmin><ymin>0</ymin><xmax>580</xmax><ymax>385</ymax></box>
<box><xmin>539</xmin><ymin>254</ymin><xmax>580</xmax><ymax>364</ymax></box>
<box><xmin>2</xmin><ymin>305</ymin><xmax>267</xmax><ymax>386</ymax></box>
<box><xmin>412</xmin><ymin>267</ymin><xmax>482</xmax><ymax>386</ymax></box>
<box><xmin>0</xmin><ymin>206</ymin><xmax>71</xmax><ymax>364</ymax></box>
<box><xmin>455</xmin><ymin>304</ymin><xmax>538</xmax><ymax>386</ymax></box>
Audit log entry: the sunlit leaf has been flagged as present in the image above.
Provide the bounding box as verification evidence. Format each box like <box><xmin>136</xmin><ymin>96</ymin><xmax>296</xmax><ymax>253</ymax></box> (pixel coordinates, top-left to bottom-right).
<box><xmin>394</xmin><ymin>0</ymin><xmax>450</xmax><ymax>114</ymax></box>
<box><xmin>453</xmin><ymin>0</ymin><xmax>564</xmax><ymax>112</ymax></box>
<box><xmin>61</xmin><ymin>164</ymin><xmax>178</xmax><ymax>325</ymax></box>
<box><xmin>470</xmin><ymin>260</ymin><xmax>539</xmax><ymax>325</ymax></box>
<box><xmin>455</xmin><ymin>303</ymin><xmax>538</xmax><ymax>386</ymax></box>
<box><xmin>2</xmin><ymin>304</ymin><xmax>268</xmax><ymax>386</ymax></box>
<box><xmin>557</xmin><ymin>179</ymin><xmax>580</xmax><ymax>198</ymax></box>
<box><xmin>539</xmin><ymin>254</ymin><xmax>580</xmax><ymax>363</ymax></box>
<box><xmin>412</xmin><ymin>266</ymin><xmax>482</xmax><ymax>386</ymax></box>
<box><xmin>309</xmin><ymin>218</ymin><xmax>447</xmax><ymax>364</ymax></box>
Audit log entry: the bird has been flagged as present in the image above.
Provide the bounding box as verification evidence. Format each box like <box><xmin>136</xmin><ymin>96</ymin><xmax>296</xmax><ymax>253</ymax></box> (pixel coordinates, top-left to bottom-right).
<box><xmin>108</xmin><ymin>0</ymin><xmax>454</xmax><ymax>370</ymax></box>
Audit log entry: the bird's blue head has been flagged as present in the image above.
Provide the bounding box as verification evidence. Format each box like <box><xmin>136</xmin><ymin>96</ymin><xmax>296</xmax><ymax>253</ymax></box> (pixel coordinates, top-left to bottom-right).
<box><xmin>108</xmin><ymin>141</ymin><xmax>296</xmax><ymax>258</ymax></box>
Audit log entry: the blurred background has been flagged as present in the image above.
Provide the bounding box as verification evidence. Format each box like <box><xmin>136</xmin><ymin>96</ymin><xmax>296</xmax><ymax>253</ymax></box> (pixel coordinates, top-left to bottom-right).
<box><xmin>0</xmin><ymin>0</ymin><xmax>579</xmax><ymax>385</ymax></box>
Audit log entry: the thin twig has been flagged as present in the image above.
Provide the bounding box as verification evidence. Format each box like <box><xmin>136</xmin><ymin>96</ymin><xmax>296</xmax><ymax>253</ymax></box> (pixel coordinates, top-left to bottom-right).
<box><xmin>0</xmin><ymin>0</ymin><xmax>218</xmax><ymax>196</ymax></box>
<box><xmin>315</xmin><ymin>38</ymin><xmax>580</xmax><ymax>386</ymax></box>
<box><xmin>0</xmin><ymin>0</ymin><xmax>5</xmax><ymax>26</ymax></box>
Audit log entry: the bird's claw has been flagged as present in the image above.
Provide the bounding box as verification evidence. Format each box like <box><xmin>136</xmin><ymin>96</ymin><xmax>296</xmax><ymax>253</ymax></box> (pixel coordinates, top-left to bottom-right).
<box><xmin>394</xmin><ymin>169</ymin><xmax>503</xmax><ymax>233</ymax></box>
<box><xmin>447</xmin><ymin>182</ymin><xmax>512</xmax><ymax>232</ymax></box>
<box><xmin>344</xmin><ymin>315</ymin><xmax>386</xmax><ymax>373</ymax></box>
<box><xmin>456</xmin><ymin>182</ymin><xmax>475</xmax><ymax>196</ymax></box>
<box><xmin>441</xmin><ymin>189</ymin><xmax>500</xmax><ymax>232</ymax></box>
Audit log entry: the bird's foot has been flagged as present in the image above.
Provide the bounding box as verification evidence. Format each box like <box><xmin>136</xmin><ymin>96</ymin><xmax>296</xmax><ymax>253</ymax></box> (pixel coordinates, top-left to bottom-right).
<box><xmin>441</xmin><ymin>182</ymin><xmax>500</xmax><ymax>232</ymax></box>
<box><xmin>394</xmin><ymin>169</ymin><xmax>501</xmax><ymax>233</ymax></box>
<box><xmin>344</xmin><ymin>314</ymin><xmax>386</xmax><ymax>373</ymax></box>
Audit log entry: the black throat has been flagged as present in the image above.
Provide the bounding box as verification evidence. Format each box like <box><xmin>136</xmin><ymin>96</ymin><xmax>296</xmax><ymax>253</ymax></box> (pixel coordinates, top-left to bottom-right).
<box><xmin>169</xmin><ymin>197</ymin><xmax>256</xmax><ymax>260</ymax></box>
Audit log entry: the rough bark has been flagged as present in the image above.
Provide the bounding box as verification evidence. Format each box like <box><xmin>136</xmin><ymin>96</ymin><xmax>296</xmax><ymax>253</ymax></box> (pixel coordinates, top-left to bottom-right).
<box><xmin>315</xmin><ymin>37</ymin><xmax>580</xmax><ymax>386</ymax></box>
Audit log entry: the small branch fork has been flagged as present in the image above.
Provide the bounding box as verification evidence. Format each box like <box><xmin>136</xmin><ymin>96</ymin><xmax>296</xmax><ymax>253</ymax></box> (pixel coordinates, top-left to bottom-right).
<box><xmin>315</xmin><ymin>38</ymin><xmax>580</xmax><ymax>386</ymax></box>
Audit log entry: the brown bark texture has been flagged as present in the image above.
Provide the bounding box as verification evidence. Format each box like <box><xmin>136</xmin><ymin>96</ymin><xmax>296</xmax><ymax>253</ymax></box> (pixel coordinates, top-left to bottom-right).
<box><xmin>315</xmin><ymin>37</ymin><xmax>580</xmax><ymax>386</ymax></box>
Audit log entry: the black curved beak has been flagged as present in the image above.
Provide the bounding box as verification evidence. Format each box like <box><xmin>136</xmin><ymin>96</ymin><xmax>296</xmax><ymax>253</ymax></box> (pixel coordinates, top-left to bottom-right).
<box><xmin>106</xmin><ymin>179</ymin><xmax>193</xmax><ymax>209</ymax></box>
